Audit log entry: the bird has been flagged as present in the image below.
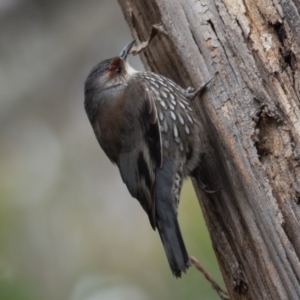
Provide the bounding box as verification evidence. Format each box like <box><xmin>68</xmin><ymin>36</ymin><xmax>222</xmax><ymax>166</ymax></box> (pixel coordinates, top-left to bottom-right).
<box><xmin>84</xmin><ymin>39</ymin><xmax>216</xmax><ymax>277</ymax></box>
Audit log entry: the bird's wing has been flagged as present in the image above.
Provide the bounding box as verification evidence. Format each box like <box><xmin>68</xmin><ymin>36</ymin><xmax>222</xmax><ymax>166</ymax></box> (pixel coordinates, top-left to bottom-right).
<box><xmin>117</xmin><ymin>80</ymin><xmax>162</xmax><ymax>229</ymax></box>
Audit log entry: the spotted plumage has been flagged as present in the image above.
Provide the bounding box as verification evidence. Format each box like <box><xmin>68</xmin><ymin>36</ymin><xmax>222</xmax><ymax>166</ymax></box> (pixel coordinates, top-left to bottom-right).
<box><xmin>131</xmin><ymin>71</ymin><xmax>202</xmax><ymax>182</ymax></box>
<box><xmin>84</xmin><ymin>40</ymin><xmax>216</xmax><ymax>278</ymax></box>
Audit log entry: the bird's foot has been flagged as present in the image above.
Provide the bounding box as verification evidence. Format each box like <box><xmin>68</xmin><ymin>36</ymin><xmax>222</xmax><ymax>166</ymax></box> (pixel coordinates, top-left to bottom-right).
<box><xmin>185</xmin><ymin>72</ymin><xmax>218</xmax><ymax>101</ymax></box>
<box><xmin>198</xmin><ymin>180</ymin><xmax>222</xmax><ymax>194</ymax></box>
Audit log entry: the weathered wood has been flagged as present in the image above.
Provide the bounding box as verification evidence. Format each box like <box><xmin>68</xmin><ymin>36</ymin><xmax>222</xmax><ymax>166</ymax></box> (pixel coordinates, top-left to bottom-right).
<box><xmin>118</xmin><ymin>0</ymin><xmax>300</xmax><ymax>299</ymax></box>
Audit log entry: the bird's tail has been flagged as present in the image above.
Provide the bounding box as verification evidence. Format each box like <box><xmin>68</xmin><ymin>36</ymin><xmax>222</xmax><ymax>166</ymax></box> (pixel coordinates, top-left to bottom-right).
<box><xmin>156</xmin><ymin>209</ymin><xmax>190</xmax><ymax>277</ymax></box>
<box><xmin>155</xmin><ymin>160</ymin><xmax>190</xmax><ymax>277</ymax></box>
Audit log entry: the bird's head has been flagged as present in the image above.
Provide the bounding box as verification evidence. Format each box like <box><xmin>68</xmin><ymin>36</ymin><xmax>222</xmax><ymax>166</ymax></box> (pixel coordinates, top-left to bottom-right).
<box><xmin>84</xmin><ymin>40</ymin><xmax>137</xmax><ymax>123</ymax></box>
<box><xmin>85</xmin><ymin>39</ymin><xmax>137</xmax><ymax>92</ymax></box>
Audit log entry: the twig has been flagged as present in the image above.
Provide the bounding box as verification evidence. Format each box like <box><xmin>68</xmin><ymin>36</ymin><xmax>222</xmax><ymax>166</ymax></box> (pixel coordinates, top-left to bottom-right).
<box><xmin>129</xmin><ymin>23</ymin><xmax>168</xmax><ymax>55</ymax></box>
<box><xmin>189</xmin><ymin>255</ymin><xmax>230</xmax><ymax>300</ymax></box>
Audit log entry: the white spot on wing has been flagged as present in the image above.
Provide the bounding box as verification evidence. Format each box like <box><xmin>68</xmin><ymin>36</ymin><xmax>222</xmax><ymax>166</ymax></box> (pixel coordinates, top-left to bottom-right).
<box><xmin>150</xmin><ymin>86</ymin><xmax>160</xmax><ymax>96</ymax></box>
<box><xmin>159</xmin><ymin>80</ymin><xmax>167</xmax><ymax>87</ymax></box>
<box><xmin>151</xmin><ymin>80</ymin><xmax>159</xmax><ymax>88</ymax></box>
<box><xmin>186</xmin><ymin>113</ymin><xmax>194</xmax><ymax>124</ymax></box>
<box><xmin>175</xmin><ymin>136</ymin><xmax>181</xmax><ymax>144</ymax></box>
<box><xmin>160</xmin><ymin>100</ymin><xmax>166</xmax><ymax>108</ymax></box>
<box><xmin>169</xmin><ymin>103</ymin><xmax>175</xmax><ymax>110</ymax></box>
<box><xmin>173</xmin><ymin>124</ymin><xmax>178</xmax><ymax>138</ymax></box>
<box><xmin>177</xmin><ymin>113</ymin><xmax>185</xmax><ymax>125</ymax></box>
<box><xmin>179</xmin><ymin>102</ymin><xmax>185</xmax><ymax>109</ymax></box>
<box><xmin>163</xmin><ymin>119</ymin><xmax>168</xmax><ymax>132</ymax></box>
<box><xmin>159</xmin><ymin>111</ymin><xmax>164</xmax><ymax>121</ymax></box>
<box><xmin>185</xmin><ymin>124</ymin><xmax>190</xmax><ymax>135</ymax></box>
<box><xmin>181</xmin><ymin>99</ymin><xmax>189</xmax><ymax>105</ymax></box>
<box><xmin>161</xmin><ymin>90</ymin><xmax>168</xmax><ymax>98</ymax></box>
<box><xmin>170</xmin><ymin>111</ymin><xmax>176</xmax><ymax>120</ymax></box>
<box><xmin>163</xmin><ymin>140</ymin><xmax>169</xmax><ymax>148</ymax></box>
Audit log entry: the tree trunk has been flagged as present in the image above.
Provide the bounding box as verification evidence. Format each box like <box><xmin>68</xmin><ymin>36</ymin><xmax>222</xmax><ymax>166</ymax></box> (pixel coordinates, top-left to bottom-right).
<box><xmin>118</xmin><ymin>0</ymin><xmax>300</xmax><ymax>299</ymax></box>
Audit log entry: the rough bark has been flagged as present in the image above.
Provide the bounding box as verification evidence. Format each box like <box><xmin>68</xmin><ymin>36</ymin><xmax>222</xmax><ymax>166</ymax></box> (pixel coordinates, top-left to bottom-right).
<box><xmin>118</xmin><ymin>0</ymin><xmax>300</xmax><ymax>299</ymax></box>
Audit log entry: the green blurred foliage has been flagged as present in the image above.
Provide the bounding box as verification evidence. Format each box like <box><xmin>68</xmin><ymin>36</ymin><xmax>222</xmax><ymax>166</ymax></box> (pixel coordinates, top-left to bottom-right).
<box><xmin>0</xmin><ymin>280</ymin><xmax>32</xmax><ymax>300</ymax></box>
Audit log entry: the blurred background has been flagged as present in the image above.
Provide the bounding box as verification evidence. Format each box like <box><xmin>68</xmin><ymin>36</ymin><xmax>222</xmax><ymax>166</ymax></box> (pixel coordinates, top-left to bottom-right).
<box><xmin>0</xmin><ymin>0</ymin><xmax>224</xmax><ymax>299</ymax></box>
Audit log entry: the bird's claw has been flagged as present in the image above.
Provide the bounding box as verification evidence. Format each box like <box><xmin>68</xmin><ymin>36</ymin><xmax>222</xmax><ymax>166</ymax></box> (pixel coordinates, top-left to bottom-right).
<box><xmin>185</xmin><ymin>72</ymin><xmax>218</xmax><ymax>101</ymax></box>
<box><xmin>186</xmin><ymin>87</ymin><xmax>195</xmax><ymax>93</ymax></box>
<box><xmin>198</xmin><ymin>180</ymin><xmax>222</xmax><ymax>194</ymax></box>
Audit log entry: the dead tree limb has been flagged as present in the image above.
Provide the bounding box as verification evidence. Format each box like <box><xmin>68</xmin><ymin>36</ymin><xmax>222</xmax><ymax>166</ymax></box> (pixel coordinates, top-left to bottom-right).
<box><xmin>118</xmin><ymin>0</ymin><xmax>300</xmax><ymax>299</ymax></box>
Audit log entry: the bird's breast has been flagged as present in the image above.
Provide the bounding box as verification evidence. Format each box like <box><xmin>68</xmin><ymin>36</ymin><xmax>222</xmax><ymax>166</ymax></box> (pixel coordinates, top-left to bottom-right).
<box><xmin>93</xmin><ymin>99</ymin><xmax>130</xmax><ymax>162</ymax></box>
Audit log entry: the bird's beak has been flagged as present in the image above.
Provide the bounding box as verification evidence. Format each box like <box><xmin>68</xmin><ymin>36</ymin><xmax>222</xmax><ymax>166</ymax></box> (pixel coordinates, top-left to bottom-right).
<box><xmin>119</xmin><ymin>39</ymin><xmax>136</xmax><ymax>60</ymax></box>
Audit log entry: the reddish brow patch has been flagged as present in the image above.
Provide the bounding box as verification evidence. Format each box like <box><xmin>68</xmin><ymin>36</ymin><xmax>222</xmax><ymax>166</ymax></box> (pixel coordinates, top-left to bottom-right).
<box><xmin>109</xmin><ymin>58</ymin><xmax>122</xmax><ymax>70</ymax></box>
<box><xmin>107</xmin><ymin>58</ymin><xmax>122</xmax><ymax>80</ymax></box>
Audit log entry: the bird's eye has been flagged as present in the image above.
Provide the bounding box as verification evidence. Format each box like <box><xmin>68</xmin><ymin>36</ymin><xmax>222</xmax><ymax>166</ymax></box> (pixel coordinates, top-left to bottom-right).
<box><xmin>116</xmin><ymin>67</ymin><xmax>122</xmax><ymax>74</ymax></box>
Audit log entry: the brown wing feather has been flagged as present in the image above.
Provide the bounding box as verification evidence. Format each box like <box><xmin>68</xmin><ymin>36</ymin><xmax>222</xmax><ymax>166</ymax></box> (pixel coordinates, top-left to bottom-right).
<box><xmin>116</xmin><ymin>80</ymin><xmax>162</xmax><ymax>229</ymax></box>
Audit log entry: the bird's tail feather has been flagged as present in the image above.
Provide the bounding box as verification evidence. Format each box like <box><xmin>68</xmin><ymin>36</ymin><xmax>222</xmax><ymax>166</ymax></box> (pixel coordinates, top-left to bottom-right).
<box><xmin>155</xmin><ymin>159</ymin><xmax>190</xmax><ymax>277</ymax></box>
<box><xmin>156</xmin><ymin>208</ymin><xmax>190</xmax><ymax>277</ymax></box>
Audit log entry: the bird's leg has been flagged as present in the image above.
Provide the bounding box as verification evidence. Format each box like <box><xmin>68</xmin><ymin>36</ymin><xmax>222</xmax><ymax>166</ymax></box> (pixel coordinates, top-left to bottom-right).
<box><xmin>185</xmin><ymin>72</ymin><xmax>218</xmax><ymax>101</ymax></box>
<box><xmin>191</xmin><ymin>152</ymin><xmax>222</xmax><ymax>194</ymax></box>
<box><xmin>193</xmin><ymin>171</ymin><xmax>222</xmax><ymax>194</ymax></box>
